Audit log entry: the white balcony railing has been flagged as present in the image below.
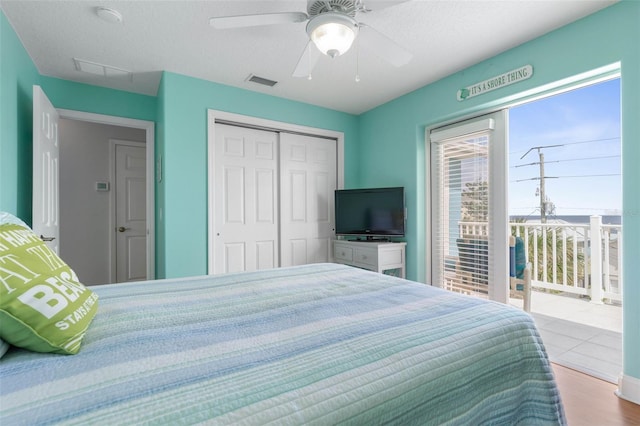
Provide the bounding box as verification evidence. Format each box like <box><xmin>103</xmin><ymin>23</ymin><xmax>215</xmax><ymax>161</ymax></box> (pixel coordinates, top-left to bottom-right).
<box><xmin>459</xmin><ymin>216</ymin><xmax>622</xmax><ymax>304</ymax></box>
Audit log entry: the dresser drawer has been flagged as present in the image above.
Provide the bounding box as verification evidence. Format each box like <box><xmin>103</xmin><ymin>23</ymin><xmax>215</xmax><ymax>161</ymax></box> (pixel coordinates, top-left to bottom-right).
<box><xmin>333</xmin><ymin>240</ymin><xmax>406</xmax><ymax>278</ymax></box>
<box><xmin>354</xmin><ymin>247</ymin><xmax>376</xmax><ymax>267</ymax></box>
<box><xmin>334</xmin><ymin>244</ymin><xmax>354</xmax><ymax>262</ymax></box>
<box><xmin>380</xmin><ymin>249</ymin><xmax>403</xmax><ymax>266</ymax></box>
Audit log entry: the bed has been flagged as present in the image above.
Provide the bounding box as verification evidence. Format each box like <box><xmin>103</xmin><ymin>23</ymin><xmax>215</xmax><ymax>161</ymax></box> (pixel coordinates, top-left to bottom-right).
<box><xmin>0</xmin><ymin>262</ymin><xmax>565</xmax><ymax>425</ymax></box>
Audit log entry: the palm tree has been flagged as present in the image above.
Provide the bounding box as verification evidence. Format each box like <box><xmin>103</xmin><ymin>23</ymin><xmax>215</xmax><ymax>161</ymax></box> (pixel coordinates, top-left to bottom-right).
<box><xmin>461</xmin><ymin>181</ymin><xmax>488</xmax><ymax>221</ymax></box>
<box><xmin>511</xmin><ymin>220</ymin><xmax>585</xmax><ymax>287</ymax></box>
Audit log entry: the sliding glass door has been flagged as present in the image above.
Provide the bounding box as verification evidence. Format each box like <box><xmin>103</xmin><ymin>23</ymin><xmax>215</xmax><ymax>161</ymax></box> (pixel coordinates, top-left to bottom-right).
<box><xmin>429</xmin><ymin>111</ymin><xmax>508</xmax><ymax>303</ymax></box>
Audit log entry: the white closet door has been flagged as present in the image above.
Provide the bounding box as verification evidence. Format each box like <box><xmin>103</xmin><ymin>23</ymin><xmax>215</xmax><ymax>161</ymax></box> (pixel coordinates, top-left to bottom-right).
<box><xmin>280</xmin><ymin>133</ymin><xmax>337</xmax><ymax>266</ymax></box>
<box><xmin>32</xmin><ymin>85</ymin><xmax>60</xmax><ymax>254</ymax></box>
<box><xmin>213</xmin><ymin>124</ymin><xmax>279</xmax><ymax>274</ymax></box>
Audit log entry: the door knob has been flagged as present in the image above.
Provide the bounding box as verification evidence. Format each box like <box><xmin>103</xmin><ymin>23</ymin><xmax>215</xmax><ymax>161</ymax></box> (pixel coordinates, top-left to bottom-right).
<box><xmin>40</xmin><ymin>235</ymin><xmax>56</xmax><ymax>242</ymax></box>
<box><xmin>117</xmin><ymin>227</ymin><xmax>129</xmax><ymax>232</ymax></box>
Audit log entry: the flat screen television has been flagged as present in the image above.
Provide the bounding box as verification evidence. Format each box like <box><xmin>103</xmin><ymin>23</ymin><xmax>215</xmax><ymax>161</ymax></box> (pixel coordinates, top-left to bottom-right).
<box><xmin>334</xmin><ymin>187</ymin><xmax>405</xmax><ymax>239</ymax></box>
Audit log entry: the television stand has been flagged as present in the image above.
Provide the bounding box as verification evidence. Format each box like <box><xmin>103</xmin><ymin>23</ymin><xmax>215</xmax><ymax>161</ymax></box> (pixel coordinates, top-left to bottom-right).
<box><xmin>333</xmin><ymin>240</ymin><xmax>406</xmax><ymax>278</ymax></box>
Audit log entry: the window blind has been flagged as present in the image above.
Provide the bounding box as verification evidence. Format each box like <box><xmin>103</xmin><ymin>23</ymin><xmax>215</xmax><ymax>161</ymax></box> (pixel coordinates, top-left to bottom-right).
<box><xmin>430</xmin><ymin>116</ymin><xmax>497</xmax><ymax>299</ymax></box>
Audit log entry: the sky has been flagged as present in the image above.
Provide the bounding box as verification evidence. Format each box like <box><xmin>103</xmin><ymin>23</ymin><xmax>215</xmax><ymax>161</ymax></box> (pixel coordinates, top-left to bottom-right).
<box><xmin>508</xmin><ymin>78</ymin><xmax>621</xmax><ymax>218</ymax></box>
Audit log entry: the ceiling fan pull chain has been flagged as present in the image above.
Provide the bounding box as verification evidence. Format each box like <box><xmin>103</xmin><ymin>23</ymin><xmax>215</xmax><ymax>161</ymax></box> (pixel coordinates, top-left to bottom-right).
<box><xmin>355</xmin><ymin>36</ymin><xmax>360</xmax><ymax>82</ymax></box>
<box><xmin>308</xmin><ymin>43</ymin><xmax>313</xmax><ymax>80</ymax></box>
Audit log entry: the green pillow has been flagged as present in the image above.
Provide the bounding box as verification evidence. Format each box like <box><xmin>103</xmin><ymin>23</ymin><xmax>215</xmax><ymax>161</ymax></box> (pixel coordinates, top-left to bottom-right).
<box><xmin>0</xmin><ymin>338</ymin><xmax>9</xmax><ymax>358</ymax></box>
<box><xmin>0</xmin><ymin>223</ymin><xmax>98</xmax><ymax>354</ymax></box>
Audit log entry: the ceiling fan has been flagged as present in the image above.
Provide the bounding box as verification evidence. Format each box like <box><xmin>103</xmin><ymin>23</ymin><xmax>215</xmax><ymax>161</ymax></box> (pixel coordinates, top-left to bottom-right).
<box><xmin>209</xmin><ymin>0</ymin><xmax>413</xmax><ymax>79</ymax></box>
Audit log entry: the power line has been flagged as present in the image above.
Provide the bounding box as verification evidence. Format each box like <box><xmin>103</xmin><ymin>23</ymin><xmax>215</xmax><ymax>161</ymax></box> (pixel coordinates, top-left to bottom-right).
<box><xmin>511</xmin><ymin>154</ymin><xmax>620</xmax><ymax>168</ymax></box>
<box><xmin>559</xmin><ymin>136</ymin><xmax>620</xmax><ymax>147</ymax></box>
<box><xmin>556</xmin><ymin>155</ymin><xmax>620</xmax><ymax>162</ymax></box>
<box><xmin>513</xmin><ymin>140</ymin><xmax>621</xmax><ymax>222</ymax></box>
<box><xmin>509</xmin><ymin>136</ymin><xmax>620</xmax><ymax>155</ymax></box>
<box><xmin>514</xmin><ymin>177</ymin><xmax>558</xmax><ymax>182</ymax></box>
<box><xmin>518</xmin><ymin>144</ymin><xmax>563</xmax><ymax>160</ymax></box>
<box><xmin>553</xmin><ymin>206</ymin><xmax>621</xmax><ymax>211</ymax></box>
<box><xmin>510</xmin><ymin>174</ymin><xmax>619</xmax><ymax>183</ymax></box>
<box><xmin>510</xmin><ymin>204</ymin><xmax>620</xmax><ymax>210</ymax></box>
<box><xmin>552</xmin><ymin>173</ymin><xmax>620</xmax><ymax>178</ymax></box>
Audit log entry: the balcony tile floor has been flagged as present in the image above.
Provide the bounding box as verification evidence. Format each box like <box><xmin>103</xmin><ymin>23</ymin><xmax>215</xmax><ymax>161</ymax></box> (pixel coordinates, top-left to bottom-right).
<box><xmin>509</xmin><ymin>291</ymin><xmax>622</xmax><ymax>383</ymax></box>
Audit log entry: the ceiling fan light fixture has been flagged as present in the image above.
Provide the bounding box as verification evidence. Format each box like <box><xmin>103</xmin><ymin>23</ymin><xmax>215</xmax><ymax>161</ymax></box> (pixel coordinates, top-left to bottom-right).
<box><xmin>307</xmin><ymin>12</ymin><xmax>358</xmax><ymax>58</ymax></box>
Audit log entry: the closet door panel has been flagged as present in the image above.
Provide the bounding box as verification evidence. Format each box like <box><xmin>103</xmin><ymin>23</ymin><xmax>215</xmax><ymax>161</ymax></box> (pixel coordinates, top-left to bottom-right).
<box><xmin>224</xmin><ymin>166</ymin><xmax>245</xmax><ymax>223</ymax></box>
<box><xmin>280</xmin><ymin>133</ymin><xmax>337</xmax><ymax>267</ymax></box>
<box><xmin>255</xmin><ymin>169</ymin><xmax>275</xmax><ymax>223</ymax></box>
<box><xmin>256</xmin><ymin>240</ymin><xmax>275</xmax><ymax>270</ymax></box>
<box><xmin>213</xmin><ymin>124</ymin><xmax>279</xmax><ymax>274</ymax></box>
<box><xmin>289</xmin><ymin>171</ymin><xmax>307</xmax><ymax>222</ymax></box>
<box><xmin>224</xmin><ymin>242</ymin><xmax>246</xmax><ymax>273</ymax></box>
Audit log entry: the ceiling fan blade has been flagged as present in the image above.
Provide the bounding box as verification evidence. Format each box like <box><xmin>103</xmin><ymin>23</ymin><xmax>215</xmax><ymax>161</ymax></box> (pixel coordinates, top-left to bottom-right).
<box><xmin>292</xmin><ymin>41</ymin><xmax>322</xmax><ymax>78</ymax></box>
<box><xmin>358</xmin><ymin>25</ymin><xmax>412</xmax><ymax>67</ymax></box>
<box><xmin>209</xmin><ymin>12</ymin><xmax>308</xmax><ymax>29</ymax></box>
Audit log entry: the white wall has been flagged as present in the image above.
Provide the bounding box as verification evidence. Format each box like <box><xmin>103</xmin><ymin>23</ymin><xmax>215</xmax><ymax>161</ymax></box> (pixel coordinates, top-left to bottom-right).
<box><xmin>59</xmin><ymin>118</ymin><xmax>145</xmax><ymax>285</ymax></box>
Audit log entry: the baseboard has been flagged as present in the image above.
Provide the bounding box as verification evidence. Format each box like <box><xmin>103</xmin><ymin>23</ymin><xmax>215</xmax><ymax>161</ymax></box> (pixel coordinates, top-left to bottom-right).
<box><xmin>549</xmin><ymin>357</ymin><xmax>618</xmax><ymax>384</ymax></box>
<box><xmin>616</xmin><ymin>373</ymin><xmax>640</xmax><ymax>405</ymax></box>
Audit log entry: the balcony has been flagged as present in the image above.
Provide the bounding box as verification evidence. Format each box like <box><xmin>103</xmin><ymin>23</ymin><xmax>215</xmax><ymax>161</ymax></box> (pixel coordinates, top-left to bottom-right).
<box><xmin>509</xmin><ymin>216</ymin><xmax>622</xmax><ymax>304</ymax></box>
<box><xmin>450</xmin><ymin>216</ymin><xmax>622</xmax><ymax>382</ymax></box>
<box><xmin>510</xmin><ymin>290</ymin><xmax>621</xmax><ymax>383</ymax></box>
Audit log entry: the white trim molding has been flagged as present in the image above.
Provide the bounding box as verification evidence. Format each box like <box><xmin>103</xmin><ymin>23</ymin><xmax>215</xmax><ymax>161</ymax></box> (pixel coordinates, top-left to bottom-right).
<box><xmin>616</xmin><ymin>373</ymin><xmax>640</xmax><ymax>405</ymax></box>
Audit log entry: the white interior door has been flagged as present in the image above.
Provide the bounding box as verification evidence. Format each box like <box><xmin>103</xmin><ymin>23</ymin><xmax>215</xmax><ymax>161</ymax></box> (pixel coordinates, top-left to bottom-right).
<box><xmin>32</xmin><ymin>85</ymin><xmax>60</xmax><ymax>253</ymax></box>
<box><xmin>114</xmin><ymin>141</ymin><xmax>147</xmax><ymax>282</ymax></box>
<box><xmin>213</xmin><ymin>124</ymin><xmax>279</xmax><ymax>274</ymax></box>
<box><xmin>280</xmin><ymin>133</ymin><xmax>337</xmax><ymax>266</ymax></box>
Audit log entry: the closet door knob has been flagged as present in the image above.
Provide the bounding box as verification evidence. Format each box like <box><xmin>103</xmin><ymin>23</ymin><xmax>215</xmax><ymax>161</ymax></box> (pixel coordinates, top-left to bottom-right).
<box><xmin>117</xmin><ymin>227</ymin><xmax>129</xmax><ymax>233</ymax></box>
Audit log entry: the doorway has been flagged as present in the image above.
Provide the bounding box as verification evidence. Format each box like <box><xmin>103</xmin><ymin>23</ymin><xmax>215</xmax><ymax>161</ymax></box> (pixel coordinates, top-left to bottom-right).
<box><xmin>57</xmin><ymin>110</ymin><xmax>155</xmax><ymax>285</ymax></box>
<box><xmin>508</xmin><ymin>77</ymin><xmax>622</xmax><ymax>382</ymax></box>
<box><xmin>426</xmin><ymin>76</ymin><xmax>621</xmax><ymax>383</ymax></box>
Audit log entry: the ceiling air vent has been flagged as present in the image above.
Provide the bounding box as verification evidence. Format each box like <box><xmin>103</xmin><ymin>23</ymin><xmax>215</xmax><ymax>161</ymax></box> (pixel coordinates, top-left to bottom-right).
<box><xmin>246</xmin><ymin>74</ymin><xmax>278</xmax><ymax>87</ymax></box>
<box><xmin>74</xmin><ymin>58</ymin><xmax>132</xmax><ymax>81</ymax></box>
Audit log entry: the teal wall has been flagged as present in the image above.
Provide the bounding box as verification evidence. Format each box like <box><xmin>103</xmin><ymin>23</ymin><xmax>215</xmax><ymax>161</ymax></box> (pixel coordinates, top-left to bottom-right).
<box><xmin>359</xmin><ymin>0</ymin><xmax>639</xmax><ymax>380</ymax></box>
<box><xmin>0</xmin><ymin>11</ymin><xmax>40</xmax><ymax>220</ymax></box>
<box><xmin>39</xmin><ymin>76</ymin><xmax>156</xmax><ymax>123</ymax></box>
<box><xmin>157</xmin><ymin>72</ymin><xmax>359</xmax><ymax>279</ymax></box>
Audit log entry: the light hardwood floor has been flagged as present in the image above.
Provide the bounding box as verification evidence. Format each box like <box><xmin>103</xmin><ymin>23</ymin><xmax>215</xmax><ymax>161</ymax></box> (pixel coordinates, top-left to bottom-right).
<box><xmin>552</xmin><ymin>364</ymin><xmax>640</xmax><ymax>425</ymax></box>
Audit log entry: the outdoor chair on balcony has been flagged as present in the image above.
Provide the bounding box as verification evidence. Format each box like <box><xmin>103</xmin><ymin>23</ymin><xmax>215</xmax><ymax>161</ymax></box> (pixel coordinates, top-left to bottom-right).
<box><xmin>510</xmin><ymin>235</ymin><xmax>531</xmax><ymax>312</ymax></box>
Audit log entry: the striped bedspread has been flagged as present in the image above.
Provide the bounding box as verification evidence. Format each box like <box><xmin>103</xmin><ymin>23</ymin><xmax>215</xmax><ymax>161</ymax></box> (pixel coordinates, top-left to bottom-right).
<box><xmin>0</xmin><ymin>263</ymin><xmax>565</xmax><ymax>425</ymax></box>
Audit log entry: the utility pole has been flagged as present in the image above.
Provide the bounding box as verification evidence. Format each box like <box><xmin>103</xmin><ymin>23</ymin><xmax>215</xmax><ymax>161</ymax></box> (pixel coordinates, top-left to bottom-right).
<box><xmin>519</xmin><ymin>145</ymin><xmax>562</xmax><ymax>223</ymax></box>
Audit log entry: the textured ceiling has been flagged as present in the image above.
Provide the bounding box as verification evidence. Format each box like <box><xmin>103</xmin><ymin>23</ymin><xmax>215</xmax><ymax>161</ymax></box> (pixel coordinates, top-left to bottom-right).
<box><xmin>1</xmin><ymin>0</ymin><xmax>616</xmax><ymax>114</ymax></box>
